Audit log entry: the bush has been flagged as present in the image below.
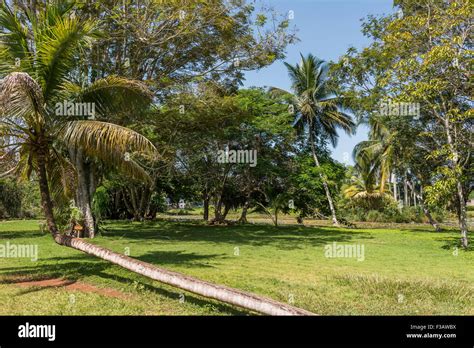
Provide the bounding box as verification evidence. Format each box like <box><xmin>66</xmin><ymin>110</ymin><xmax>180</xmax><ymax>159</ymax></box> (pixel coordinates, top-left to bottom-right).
<box><xmin>54</xmin><ymin>201</ymin><xmax>83</xmax><ymax>233</ymax></box>
<box><xmin>337</xmin><ymin>196</ymin><xmax>446</xmax><ymax>223</ymax></box>
<box><xmin>0</xmin><ymin>179</ymin><xmax>22</xmax><ymax>218</ymax></box>
<box><xmin>366</xmin><ymin>210</ymin><xmax>383</xmax><ymax>222</ymax></box>
<box><xmin>0</xmin><ymin>178</ymin><xmax>41</xmax><ymax>219</ymax></box>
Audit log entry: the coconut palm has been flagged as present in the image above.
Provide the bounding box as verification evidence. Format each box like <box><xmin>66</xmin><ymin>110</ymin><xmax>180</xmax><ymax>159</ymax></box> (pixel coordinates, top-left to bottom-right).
<box><xmin>343</xmin><ymin>150</ymin><xmax>391</xmax><ymax>210</ymax></box>
<box><xmin>353</xmin><ymin>115</ymin><xmax>396</xmax><ymax>195</ymax></box>
<box><xmin>354</xmin><ymin>115</ymin><xmax>441</xmax><ymax>231</ymax></box>
<box><xmin>0</xmin><ymin>1</ymin><xmax>154</xmax><ymax>237</ymax></box>
<box><xmin>271</xmin><ymin>54</ymin><xmax>355</xmax><ymax>225</ymax></box>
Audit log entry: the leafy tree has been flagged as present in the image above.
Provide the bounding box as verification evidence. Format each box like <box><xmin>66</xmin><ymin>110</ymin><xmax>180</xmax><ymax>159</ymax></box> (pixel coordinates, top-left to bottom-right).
<box><xmin>333</xmin><ymin>0</ymin><xmax>472</xmax><ymax>247</ymax></box>
<box><xmin>73</xmin><ymin>0</ymin><xmax>296</xmax><ymax>90</ymax></box>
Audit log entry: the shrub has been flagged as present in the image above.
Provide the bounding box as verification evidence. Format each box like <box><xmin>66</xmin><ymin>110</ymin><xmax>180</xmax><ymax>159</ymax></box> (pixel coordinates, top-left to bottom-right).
<box><xmin>337</xmin><ymin>196</ymin><xmax>446</xmax><ymax>224</ymax></box>
<box><xmin>366</xmin><ymin>210</ymin><xmax>383</xmax><ymax>222</ymax></box>
<box><xmin>0</xmin><ymin>178</ymin><xmax>41</xmax><ymax>219</ymax></box>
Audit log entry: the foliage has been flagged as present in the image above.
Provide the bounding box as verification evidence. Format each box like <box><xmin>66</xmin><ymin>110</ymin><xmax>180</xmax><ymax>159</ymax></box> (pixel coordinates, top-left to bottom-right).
<box><xmin>0</xmin><ymin>178</ymin><xmax>41</xmax><ymax>219</ymax></box>
<box><xmin>332</xmin><ymin>0</ymin><xmax>472</xmax><ymax>244</ymax></box>
<box><xmin>0</xmin><ymin>2</ymin><xmax>158</xmax><ymax>234</ymax></box>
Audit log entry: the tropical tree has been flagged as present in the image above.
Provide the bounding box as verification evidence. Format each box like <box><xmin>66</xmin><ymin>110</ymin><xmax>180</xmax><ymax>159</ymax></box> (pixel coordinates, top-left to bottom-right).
<box><xmin>354</xmin><ymin>115</ymin><xmax>395</xmax><ymax>194</ymax></box>
<box><xmin>0</xmin><ymin>1</ymin><xmax>154</xmax><ymax>237</ymax></box>
<box><xmin>0</xmin><ymin>71</ymin><xmax>156</xmax><ymax>236</ymax></box>
<box><xmin>334</xmin><ymin>0</ymin><xmax>471</xmax><ymax>246</ymax></box>
<box><xmin>344</xmin><ymin>150</ymin><xmax>391</xmax><ymax>210</ymax></box>
<box><xmin>354</xmin><ymin>114</ymin><xmax>442</xmax><ymax>231</ymax></box>
<box><xmin>271</xmin><ymin>54</ymin><xmax>355</xmax><ymax>225</ymax></box>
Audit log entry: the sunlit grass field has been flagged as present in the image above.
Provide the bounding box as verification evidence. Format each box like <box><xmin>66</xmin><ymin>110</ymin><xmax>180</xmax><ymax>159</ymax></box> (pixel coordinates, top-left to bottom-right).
<box><xmin>0</xmin><ymin>218</ymin><xmax>472</xmax><ymax>315</ymax></box>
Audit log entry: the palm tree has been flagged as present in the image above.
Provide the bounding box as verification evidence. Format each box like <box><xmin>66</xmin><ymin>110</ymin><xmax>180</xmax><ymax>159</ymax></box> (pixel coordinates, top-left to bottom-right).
<box><xmin>353</xmin><ymin>115</ymin><xmax>395</xmax><ymax>195</ymax></box>
<box><xmin>0</xmin><ymin>1</ymin><xmax>154</xmax><ymax>237</ymax></box>
<box><xmin>354</xmin><ymin>115</ymin><xmax>441</xmax><ymax>231</ymax></box>
<box><xmin>343</xmin><ymin>150</ymin><xmax>391</xmax><ymax>210</ymax></box>
<box><xmin>271</xmin><ymin>54</ymin><xmax>355</xmax><ymax>225</ymax></box>
<box><xmin>0</xmin><ymin>2</ymin><xmax>312</xmax><ymax>315</ymax></box>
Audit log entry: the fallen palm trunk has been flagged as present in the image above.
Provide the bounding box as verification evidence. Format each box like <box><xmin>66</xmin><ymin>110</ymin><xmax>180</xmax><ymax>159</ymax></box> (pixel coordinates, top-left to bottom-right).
<box><xmin>54</xmin><ymin>235</ymin><xmax>314</xmax><ymax>316</ymax></box>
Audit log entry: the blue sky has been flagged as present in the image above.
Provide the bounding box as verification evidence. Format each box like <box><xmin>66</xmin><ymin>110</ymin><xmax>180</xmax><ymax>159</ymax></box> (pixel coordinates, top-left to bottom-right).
<box><xmin>243</xmin><ymin>0</ymin><xmax>395</xmax><ymax>164</ymax></box>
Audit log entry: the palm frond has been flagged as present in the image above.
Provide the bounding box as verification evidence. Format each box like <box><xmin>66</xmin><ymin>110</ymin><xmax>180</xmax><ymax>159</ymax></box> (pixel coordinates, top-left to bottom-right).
<box><xmin>47</xmin><ymin>150</ymin><xmax>77</xmax><ymax>206</ymax></box>
<box><xmin>59</xmin><ymin>120</ymin><xmax>158</xmax><ymax>166</ymax></box>
<box><xmin>0</xmin><ymin>72</ymin><xmax>45</xmax><ymax>128</ymax></box>
<box><xmin>60</xmin><ymin>76</ymin><xmax>153</xmax><ymax>119</ymax></box>
<box><xmin>35</xmin><ymin>12</ymin><xmax>98</xmax><ymax>101</ymax></box>
<box><xmin>0</xmin><ymin>2</ymin><xmax>30</xmax><ymax>60</ymax></box>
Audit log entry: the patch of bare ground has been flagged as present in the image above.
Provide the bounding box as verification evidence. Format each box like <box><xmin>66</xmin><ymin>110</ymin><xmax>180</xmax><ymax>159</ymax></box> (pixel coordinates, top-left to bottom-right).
<box><xmin>4</xmin><ymin>276</ymin><xmax>129</xmax><ymax>300</ymax></box>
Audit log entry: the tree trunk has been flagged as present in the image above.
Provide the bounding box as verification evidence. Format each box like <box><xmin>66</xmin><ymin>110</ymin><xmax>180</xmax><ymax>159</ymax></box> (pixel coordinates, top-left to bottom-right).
<box><xmin>37</xmin><ymin>151</ymin><xmax>59</xmax><ymax>237</ymax></box>
<box><xmin>457</xmin><ymin>182</ymin><xmax>468</xmax><ymax>248</ymax></box>
<box><xmin>73</xmin><ymin>148</ymin><xmax>95</xmax><ymax>238</ymax></box>
<box><xmin>443</xmin><ymin>118</ymin><xmax>469</xmax><ymax>248</ymax></box>
<box><xmin>412</xmin><ymin>180</ymin><xmax>417</xmax><ymax>207</ymax></box>
<box><xmin>239</xmin><ymin>200</ymin><xmax>249</xmax><ymax>224</ymax></box>
<box><xmin>214</xmin><ymin>197</ymin><xmax>224</xmax><ymax>222</ymax></box>
<box><xmin>222</xmin><ymin>203</ymin><xmax>231</xmax><ymax>221</ymax></box>
<box><xmin>403</xmin><ymin>171</ymin><xmax>408</xmax><ymax>207</ymax></box>
<box><xmin>138</xmin><ymin>185</ymin><xmax>150</xmax><ymax>219</ymax></box>
<box><xmin>309</xmin><ymin>132</ymin><xmax>339</xmax><ymax>225</ymax></box>
<box><xmin>59</xmin><ymin>236</ymin><xmax>313</xmax><ymax>315</ymax></box>
<box><xmin>203</xmin><ymin>196</ymin><xmax>209</xmax><ymax>221</ymax></box>
<box><xmin>392</xmin><ymin>172</ymin><xmax>397</xmax><ymax>201</ymax></box>
<box><xmin>408</xmin><ymin>182</ymin><xmax>440</xmax><ymax>232</ymax></box>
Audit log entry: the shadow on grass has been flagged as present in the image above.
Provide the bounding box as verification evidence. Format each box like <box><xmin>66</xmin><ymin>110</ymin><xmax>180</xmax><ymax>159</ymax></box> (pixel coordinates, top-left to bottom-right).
<box><xmin>0</xmin><ymin>230</ymin><xmax>46</xmax><ymax>239</ymax></box>
<box><xmin>100</xmin><ymin>220</ymin><xmax>374</xmax><ymax>250</ymax></box>
<box><xmin>0</xmin><ymin>254</ymin><xmax>249</xmax><ymax>315</ymax></box>
<box><xmin>136</xmin><ymin>250</ymin><xmax>226</xmax><ymax>268</ymax></box>
<box><xmin>438</xmin><ymin>236</ymin><xmax>474</xmax><ymax>252</ymax></box>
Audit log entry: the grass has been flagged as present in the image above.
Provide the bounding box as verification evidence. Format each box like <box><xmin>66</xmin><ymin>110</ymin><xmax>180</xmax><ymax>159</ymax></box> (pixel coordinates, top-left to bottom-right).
<box><xmin>0</xmin><ymin>218</ymin><xmax>472</xmax><ymax>315</ymax></box>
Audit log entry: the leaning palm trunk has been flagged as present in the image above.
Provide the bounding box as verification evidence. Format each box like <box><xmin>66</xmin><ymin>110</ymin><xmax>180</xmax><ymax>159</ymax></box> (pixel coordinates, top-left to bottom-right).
<box><xmin>58</xmin><ymin>236</ymin><xmax>313</xmax><ymax>315</ymax></box>
<box><xmin>37</xmin><ymin>158</ymin><xmax>312</xmax><ymax>315</ymax></box>
<box><xmin>309</xmin><ymin>132</ymin><xmax>339</xmax><ymax>225</ymax></box>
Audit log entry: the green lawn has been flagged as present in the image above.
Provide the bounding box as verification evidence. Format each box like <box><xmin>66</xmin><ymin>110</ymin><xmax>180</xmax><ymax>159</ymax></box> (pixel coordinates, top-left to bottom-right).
<box><xmin>0</xmin><ymin>219</ymin><xmax>472</xmax><ymax>315</ymax></box>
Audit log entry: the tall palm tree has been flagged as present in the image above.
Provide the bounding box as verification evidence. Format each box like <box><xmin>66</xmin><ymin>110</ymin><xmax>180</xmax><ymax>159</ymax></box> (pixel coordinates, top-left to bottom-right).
<box><xmin>0</xmin><ymin>1</ymin><xmax>154</xmax><ymax>237</ymax></box>
<box><xmin>271</xmin><ymin>54</ymin><xmax>355</xmax><ymax>225</ymax></box>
